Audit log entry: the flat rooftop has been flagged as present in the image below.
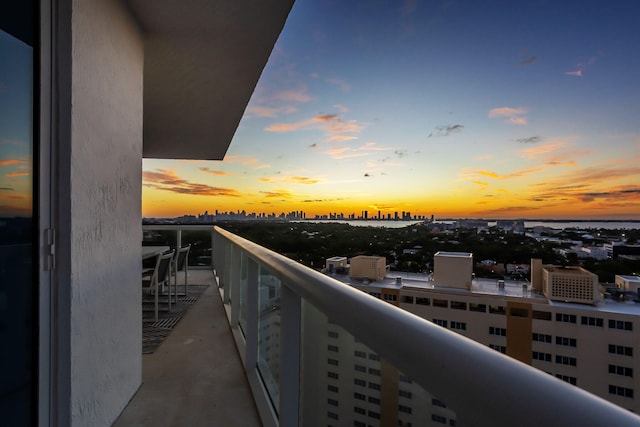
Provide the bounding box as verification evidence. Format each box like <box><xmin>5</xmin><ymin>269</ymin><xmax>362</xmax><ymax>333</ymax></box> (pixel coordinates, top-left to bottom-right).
<box><xmin>435</xmin><ymin>251</ymin><xmax>472</xmax><ymax>258</ymax></box>
<box><xmin>544</xmin><ymin>265</ymin><xmax>595</xmax><ymax>275</ymax></box>
<box><xmin>329</xmin><ymin>272</ymin><xmax>640</xmax><ymax>315</ymax></box>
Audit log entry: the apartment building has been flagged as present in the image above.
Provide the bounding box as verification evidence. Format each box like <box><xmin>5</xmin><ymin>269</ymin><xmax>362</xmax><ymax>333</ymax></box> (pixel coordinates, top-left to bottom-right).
<box><xmin>314</xmin><ymin>253</ymin><xmax>639</xmax><ymax>425</ymax></box>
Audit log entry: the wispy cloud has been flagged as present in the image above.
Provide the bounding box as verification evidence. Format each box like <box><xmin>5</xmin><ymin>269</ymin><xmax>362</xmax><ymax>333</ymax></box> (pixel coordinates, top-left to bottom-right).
<box><xmin>260</xmin><ymin>175</ymin><xmax>322</xmax><ymax>185</ymax></box>
<box><xmin>326</xmin><ymin>77</ymin><xmax>350</xmax><ymax>92</ymax></box>
<box><xmin>199</xmin><ymin>167</ymin><xmax>234</xmax><ymax>177</ymax></box>
<box><xmin>488</xmin><ymin>107</ymin><xmax>528</xmax><ymax>125</ymax></box>
<box><xmin>427</xmin><ymin>124</ymin><xmax>464</xmax><ymax>138</ymax></box>
<box><xmin>0</xmin><ymin>159</ymin><xmax>27</xmax><ymax>167</ymax></box>
<box><xmin>143</xmin><ymin>169</ymin><xmax>242</xmax><ymax>197</ymax></box>
<box><xmin>266</xmin><ymin>112</ymin><xmax>366</xmax><ymax>142</ymax></box>
<box><xmin>516</xmin><ymin>136</ymin><xmax>542</xmax><ymax>144</ymax></box>
<box><xmin>324</xmin><ymin>142</ymin><xmax>392</xmax><ymax>160</ymax></box>
<box><xmin>260</xmin><ymin>190</ymin><xmax>293</xmax><ymax>199</ymax></box>
<box><xmin>519</xmin><ymin>56</ymin><xmax>538</xmax><ymax>66</ymax></box>
<box><xmin>5</xmin><ymin>172</ymin><xmax>30</xmax><ymax>178</ymax></box>
<box><xmin>565</xmin><ymin>70</ymin><xmax>583</xmax><ymax>77</ymax></box>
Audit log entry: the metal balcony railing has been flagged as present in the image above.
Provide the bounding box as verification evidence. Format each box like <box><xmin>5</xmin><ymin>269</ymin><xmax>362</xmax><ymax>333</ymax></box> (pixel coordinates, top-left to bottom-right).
<box><xmin>211</xmin><ymin>225</ymin><xmax>640</xmax><ymax>427</ymax></box>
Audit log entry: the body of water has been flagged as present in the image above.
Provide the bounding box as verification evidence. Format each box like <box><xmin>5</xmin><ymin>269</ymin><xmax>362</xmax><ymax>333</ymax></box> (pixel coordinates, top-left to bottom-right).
<box><xmin>299</xmin><ymin>219</ymin><xmax>640</xmax><ymax>230</ymax></box>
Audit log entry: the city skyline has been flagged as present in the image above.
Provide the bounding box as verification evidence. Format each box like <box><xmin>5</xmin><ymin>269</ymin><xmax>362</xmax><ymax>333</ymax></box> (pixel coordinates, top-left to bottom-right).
<box><xmin>141</xmin><ymin>0</ymin><xmax>640</xmax><ymax>220</ymax></box>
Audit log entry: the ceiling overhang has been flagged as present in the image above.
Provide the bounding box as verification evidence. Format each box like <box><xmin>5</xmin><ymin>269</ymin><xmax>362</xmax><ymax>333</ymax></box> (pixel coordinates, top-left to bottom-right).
<box><xmin>126</xmin><ymin>0</ymin><xmax>295</xmax><ymax>160</ymax></box>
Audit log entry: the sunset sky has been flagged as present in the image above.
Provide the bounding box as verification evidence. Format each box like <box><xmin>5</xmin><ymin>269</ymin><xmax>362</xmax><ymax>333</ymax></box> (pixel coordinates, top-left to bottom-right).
<box><xmin>142</xmin><ymin>0</ymin><xmax>639</xmax><ymax>219</ymax></box>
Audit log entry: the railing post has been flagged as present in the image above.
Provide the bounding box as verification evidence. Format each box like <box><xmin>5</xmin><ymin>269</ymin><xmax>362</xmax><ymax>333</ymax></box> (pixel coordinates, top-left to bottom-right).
<box><xmin>229</xmin><ymin>248</ymin><xmax>241</xmax><ymax>326</ymax></box>
<box><xmin>279</xmin><ymin>284</ymin><xmax>300</xmax><ymax>427</ymax></box>
<box><xmin>176</xmin><ymin>228</ymin><xmax>182</xmax><ymax>249</ymax></box>
<box><xmin>224</xmin><ymin>244</ymin><xmax>238</xmax><ymax>306</ymax></box>
<box><xmin>245</xmin><ymin>257</ymin><xmax>259</xmax><ymax>371</ymax></box>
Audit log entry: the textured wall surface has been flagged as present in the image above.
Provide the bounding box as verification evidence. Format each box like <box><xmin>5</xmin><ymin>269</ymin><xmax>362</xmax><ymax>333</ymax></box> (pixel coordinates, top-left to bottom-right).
<box><xmin>69</xmin><ymin>0</ymin><xmax>143</xmax><ymax>425</ymax></box>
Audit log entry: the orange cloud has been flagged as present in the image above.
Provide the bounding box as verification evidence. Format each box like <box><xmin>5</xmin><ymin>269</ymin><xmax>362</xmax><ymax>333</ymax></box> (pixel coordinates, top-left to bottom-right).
<box><xmin>6</xmin><ymin>172</ymin><xmax>30</xmax><ymax>177</ymax></box>
<box><xmin>265</xmin><ymin>112</ymin><xmax>366</xmax><ymax>142</ymax></box>
<box><xmin>199</xmin><ymin>167</ymin><xmax>234</xmax><ymax>176</ymax></box>
<box><xmin>143</xmin><ymin>169</ymin><xmax>242</xmax><ymax>197</ymax></box>
<box><xmin>260</xmin><ymin>189</ymin><xmax>293</xmax><ymax>199</ymax></box>
<box><xmin>488</xmin><ymin>107</ymin><xmax>528</xmax><ymax>125</ymax></box>
<box><xmin>0</xmin><ymin>159</ymin><xmax>26</xmax><ymax>167</ymax></box>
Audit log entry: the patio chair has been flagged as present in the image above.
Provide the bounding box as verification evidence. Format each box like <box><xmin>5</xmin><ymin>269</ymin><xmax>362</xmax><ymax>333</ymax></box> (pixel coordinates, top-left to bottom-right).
<box><xmin>171</xmin><ymin>244</ymin><xmax>191</xmax><ymax>298</ymax></box>
<box><xmin>142</xmin><ymin>250</ymin><xmax>174</xmax><ymax>321</ymax></box>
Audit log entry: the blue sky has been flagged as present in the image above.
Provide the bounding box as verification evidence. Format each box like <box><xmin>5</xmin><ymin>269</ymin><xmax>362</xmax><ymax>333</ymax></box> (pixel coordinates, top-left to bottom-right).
<box><xmin>141</xmin><ymin>0</ymin><xmax>639</xmax><ymax>218</ymax></box>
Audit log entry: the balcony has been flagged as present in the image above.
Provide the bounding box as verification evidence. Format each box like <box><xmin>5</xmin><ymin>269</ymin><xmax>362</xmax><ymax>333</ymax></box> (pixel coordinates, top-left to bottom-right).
<box><xmin>117</xmin><ymin>225</ymin><xmax>640</xmax><ymax>426</ymax></box>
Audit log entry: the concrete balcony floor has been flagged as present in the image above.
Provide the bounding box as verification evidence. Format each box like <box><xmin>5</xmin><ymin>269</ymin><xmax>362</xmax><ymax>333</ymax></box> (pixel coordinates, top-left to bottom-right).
<box><xmin>113</xmin><ymin>269</ymin><xmax>261</xmax><ymax>426</ymax></box>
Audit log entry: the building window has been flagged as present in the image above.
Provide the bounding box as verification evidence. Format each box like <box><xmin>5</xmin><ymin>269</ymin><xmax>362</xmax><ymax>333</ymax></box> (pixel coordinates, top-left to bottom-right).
<box><xmin>328</xmin><ymin>372</ymin><xmax>339</xmax><ymax>379</ymax></box>
<box><xmin>532</xmin><ymin>333</ymin><xmax>552</xmax><ymax>343</ymax></box>
<box><xmin>581</xmin><ymin>316</ymin><xmax>603</xmax><ymax>327</ymax></box>
<box><xmin>368</xmin><ymin>368</ymin><xmax>381</xmax><ymax>376</ymax></box>
<box><xmin>399</xmin><ymin>405</ymin><xmax>412</xmax><ymax>414</ymax></box>
<box><xmin>489</xmin><ymin>326</ymin><xmax>507</xmax><ymax>336</ymax></box>
<box><xmin>451</xmin><ymin>321</ymin><xmax>467</xmax><ymax>331</ymax></box>
<box><xmin>368</xmin><ymin>396</ymin><xmax>380</xmax><ymax>404</ymax></box>
<box><xmin>328</xmin><ymin>344</ymin><xmax>339</xmax><ymax>352</ymax></box>
<box><xmin>451</xmin><ymin>301</ymin><xmax>467</xmax><ymax>310</ymax></box>
<box><xmin>416</xmin><ymin>297</ymin><xmax>430</xmax><ymax>306</ymax></box>
<box><xmin>328</xmin><ymin>385</ymin><xmax>339</xmax><ymax>393</ymax></box>
<box><xmin>328</xmin><ymin>398</ymin><xmax>339</xmax><ymax>406</ymax></box>
<box><xmin>433</xmin><ymin>319</ymin><xmax>448</xmax><ymax>328</ymax></box>
<box><xmin>489</xmin><ymin>305</ymin><xmax>506</xmax><ymax>315</ymax></box>
<box><xmin>489</xmin><ymin>344</ymin><xmax>506</xmax><ymax>354</ymax></box>
<box><xmin>399</xmin><ymin>375</ymin><xmax>412</xmax><ymax>384</ymax></box>
<box><xmin>328</xmin><ymin>330</ymin><xmax>339</xmax><ymax>338</ymax></box>
<box><xmin>368</xmin><ymin>411</ymin><xmax>381</xmax><ymax>419</ymax></box>
<box><xmin>608</xmin><ymin>320</ymin><xmax>633</xmax><ymax>331</ymax></box>
<box><xmin>354</xmin><ymin>421</ymin><xmax>366</xmax><ymax>427</ymax></box>
<box><xmin>433</xmin><ymin>299</ymin><xmax>448</xmax><ymax>308</ymax></box>
<box><xmin>510</xmin><ymin>307</ymin><xmax>529</xmax><ymax>318</ymax></box>
<box><xmin>328</xmin><ymin>411</ymin><xmax>339</xmax><ymax>420</ymax></box>
<box><xmin>383</xmin><ymin>293</ymin><xmax>397</xmax><ymax>302</ymax></box>
<box><xmin>328</xmin><ymin>358</ymin><xmax>339</xmax><ymax>366</ymax></box>
<box><xmin>354</xmin><ymin>392</ymin><xmax>366</xmax><ymax>400</ymax></box>
<box><xmin>469</xmin><ymin>303</ymin><xmax>486</xmax><ymax>313</ymax></box>
<box><xmin>402</xmin><ymin>295</ymin><xmax>414</xmax><ymax>304</ymax></box>
<box><xmin>432</xmin><ymin>414</ymin><xmax>447</xmax><ymax>424</ymax></box>
<box><xmin>556</xmin><ymin>313</ymin><xmax>577</xmax><ymax>323</ymax></box>
<box><xmin>368</xmin><ymin>382</ymin><xmax>381</xmax><ymax>390</ymax></box>
<box><xmin>355</xmin><ymin>364</ymin><xmax>366</xmax><ymax>372</ymax></box>
<box><xmin>556</xmin><ymin>374</ymin><xmax>577</xmax><ymax>385</ymax></box>
<box><xmin>399</xmin><ymin>390</ymin><xmax>412</xmax><ymax>399</ymax></box>
<box><xmin>354</xmin><ymin>406</ymin><xmax>366</xmax><ymax>415</ymax></box>
<box><xmin>355</xmin><ymin>350</ymin><xmax>366</xmax><ymax>358</ymax></box>
<box><xmin>369</xmin><ymin>353</ymin><xmax>380</xmax><ymax>361</ymax></box>
<box><xmin>609</xmin><ymin>385</ymin><xmax>634</xmax><ymax>398</ymax></box>
<box><xmin>532</xmin><ymin>310</ymin><xmax>552</xmax><ymax>321</ymax></box>
<box><xmin>532</xmin><ymin>351</ymin><xmax>552</xmax><ymax>362</ymax></box>
<box><xmin>354</xmin><ymin>378</ymin><xmax>365</xmax><ymax>386</ymax></box>
<box><xmin>556</xmin><ymin>336</ymin><xmax>577</xmax><ymax>347</ymax></box>
<box><xmin>609</xmin><ymin>344</ymin><xmax>633</xmax><ymax>357</ymax></box>
<box><xmin>555</xmin><ymin>355</ymin><xmax>577</xmax><ymax>366</ymax></box>
<box><xmin>609</xmin><ymin>364</ymin><xmax>633</xmax><ymax>378</ymax></box>
<box><xmin>432</xmin><ymin>398</ymin><xmax>447</xmax><ymax>408</ymax></box>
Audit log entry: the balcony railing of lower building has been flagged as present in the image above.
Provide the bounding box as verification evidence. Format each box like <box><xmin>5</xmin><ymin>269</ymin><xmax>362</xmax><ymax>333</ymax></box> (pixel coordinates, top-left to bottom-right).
<box><xmin>210</xmin><ymin>225</ymin><xmax>640</xmax><ymax>427</ymax></box>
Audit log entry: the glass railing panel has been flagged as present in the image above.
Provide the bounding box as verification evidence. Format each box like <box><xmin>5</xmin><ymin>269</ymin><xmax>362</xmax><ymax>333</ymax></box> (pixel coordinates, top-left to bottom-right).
<box><xmin>239</xmin><ymin>250</ymin><xmax>248</xmax><ymax>335</ymax></box>
<box><xmin>181</xmin><ymin>229</ymin><xmax>212</xmax><ymax>267</ymax></box>
<box><xmin>257</xmin><ymin>265</ymin><xmax>281</xmax><ymax>412</ymax></box>
<box><xmin>300</xmin><ymin>299</ymin><xmax>457</xmax><ymax>426</ymax></box>
<box><xmin>142</xmin><ymin>229</ymin><xmax>176</xmax><ymax>269</ymax></box>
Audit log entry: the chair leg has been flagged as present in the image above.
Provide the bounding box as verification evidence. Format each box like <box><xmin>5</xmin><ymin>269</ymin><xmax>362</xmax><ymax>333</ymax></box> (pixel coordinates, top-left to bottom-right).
<box><xmin>154</xmin><ymin>277</ymin><xmax>159</xmax><ymax>322</ymax></box>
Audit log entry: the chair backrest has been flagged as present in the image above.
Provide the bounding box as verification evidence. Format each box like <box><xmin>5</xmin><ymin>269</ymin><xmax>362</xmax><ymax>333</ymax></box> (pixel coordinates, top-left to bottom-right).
<box><xmin>175</xmin><ymin>245</ymin><xmax>191</xmax><ymax>271</ymax></box>
<box><xmin>156</xmin><ymin>251</ymin><xmax>174</xmax><ymax>285</ymax></box>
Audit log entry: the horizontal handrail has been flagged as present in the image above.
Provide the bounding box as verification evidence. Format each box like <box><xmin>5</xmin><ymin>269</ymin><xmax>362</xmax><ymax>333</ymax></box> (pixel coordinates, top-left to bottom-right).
<box><xmin>214</xmin><ymin>226</ymin><xmax>640</xmax><ymax>427</ymax></box>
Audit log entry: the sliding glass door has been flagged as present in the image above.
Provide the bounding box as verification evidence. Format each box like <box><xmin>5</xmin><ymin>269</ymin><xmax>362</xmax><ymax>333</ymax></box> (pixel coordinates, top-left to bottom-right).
<box><xmin>0</xmin><ymin>2</ymin><xmax>38</xmax><ymax>425</ymax></box>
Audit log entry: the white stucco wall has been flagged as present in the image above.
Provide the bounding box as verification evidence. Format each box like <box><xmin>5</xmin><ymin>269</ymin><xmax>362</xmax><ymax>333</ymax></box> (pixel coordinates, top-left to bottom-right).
<box><xmin>69</xmin><ymin>0</ymin><xmax>143</xmax><ymax>425</ymax></box>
